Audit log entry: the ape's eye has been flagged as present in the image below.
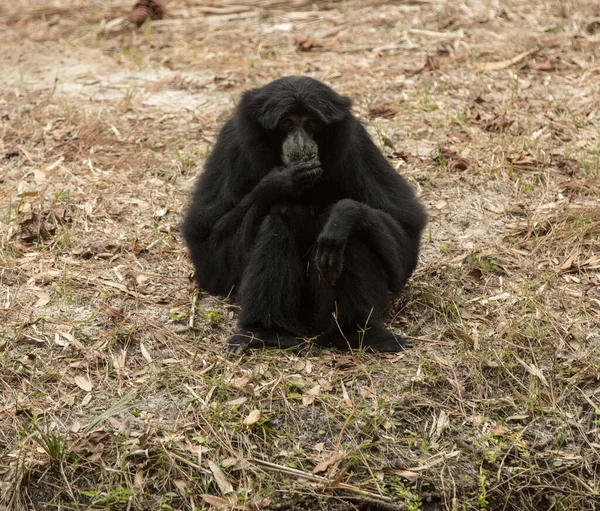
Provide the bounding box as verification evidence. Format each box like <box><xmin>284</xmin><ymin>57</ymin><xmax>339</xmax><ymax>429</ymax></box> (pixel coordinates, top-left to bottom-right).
<box><xmin>280</xmin><ymin>118</ymin><xmax>294</xmax><ymax>131</ymax></box>
<box><xmin>305</xmin><ymin>119</ymin><xmax>318</xmax><ymax>132</ymax></box>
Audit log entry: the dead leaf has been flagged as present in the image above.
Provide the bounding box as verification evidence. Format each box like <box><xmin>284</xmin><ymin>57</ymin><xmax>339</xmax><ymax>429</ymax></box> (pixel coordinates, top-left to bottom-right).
<box><xmin>18</xmin><ymin>213</ymin><xmax>55</xmax><ymax>243</ymax></box>
<box><xmin>492</xmin><ymin>423</ymin><xmax>507</xmax><ymax>436</ymax></box>
<box><xmin>434</xmin><ymin>147</ymin><xmax>470</xmax><ymax>170</ymax></box>
<box><xmin>134</xmin><ymin>471</ymin><xmax>144</xmax><ymax>489</ymax></box>
<box><xmin>77</xmin><ymin>241</ymin><xmax>120</xmax><ymax>259</ymax></box>
<box><xmin>585</xmin><ymin>20</ymin><xmax>600</xmax><ymax>35</ymax></box>
<box><xmin>384</xmin><ymin>469</ymin><xmax>419</xmax><ymax>482</ymax></box>
<box><xmin>208</xmin><ymin>460</ymin><xmax>234</xmax><ymax>495</ymax></box>
<box><xmin>406</xmin><ymin>450</ymin><xmax>461</xmax><ymax>471</ymax></box>
<box><xmin>406</xmin><ymin>55</ymin><xmax>441</xmax><ymax>75</ymax></box>
<box><xmin>101</xmin><ymin>305</ymin><xmax>125</xmax><ymax>323</ymax></box>
<box><xmin>226</xmin><ymin>397</ymin><xmax>248</xmax><ymax>407</ymax></box>
<box><xmin>34</xmin><ymin>291</ymin><xmax>51</xmax><ymax>307</ymax></box>
<box><xmin>294</xmin><ymin>37</ymin><xmax>322</xmax><ymax>51</ymax></box>
<box><xmin>302</xmin><ymin>384</ymin><xmax>321</xmax><ymax>406</ymax></box>
<box><xmin>559</xmin><ymin>251</ymin><xmax>579</xmax><ymax>271</ymax></box>
<box><xmin>244</xmin><ymin>409</ymin><xmax>261</xmax><ymax>426</ymax></box>
<box><xmin>135</xmin><ymin>274</ymin><xmax>152</xmax><ymax>294</ymax></box>
<box><xmin>509</xmin><ymin>154</ymin><xmax>541</xmax><ymax>171</ymax></box>
<box><xmin>422</xmin><ymin>54</ymin><xmax>440</xmax><ymax>72</ymax></box>
<box><xmin>313</xmin><ymin>451</ymin><xmax>344</xmax><ymax>474</ymax></box>
<box><xmin>140</xmin><ymin>343</ymin><xmax>153</xmax><ymax>363</ymax></box>
<box><xmin>533</xmin><ymin>58</ymin><xmax>554</xmax><ymax>71</ymax></box>
<box><xmin>581</xmin><ymin>256</ymin><xmax>600</xmax><ymax>270</ymax></box>
<box><xmin>58</xmin><ymin>331</ymin><xmax>82</xmax><ymax>349</ymax></box>
<box><xmin>229</xmin><ymin>375</ymin><xmax>253</xmax><ymax>394</ymax></box>
<box><xmin>200</xmin><ymin>494</ymin><xmax>230</xmax><ymax>510</ymax></box>
<box><xmin>513</xmin><ymin>355</ymin><xmax>549</xmax><ymax>387</ymax></box>
<box><xmin>340</xmin><ymin>381</ymin><xmax>352</xmax><ymax>407</ymax></box>
<box><xmin>74</xmin><ymin>376</ymin><xmax>93</xmax><ymax>392</ymax></box>
<box><xmin>130</xmin><ymin>0</ymin><xmax>166</xmax><ymax>27</ymax></box>
<box><xmin>173</xmin><ymin>479</ymin><xmax>188</xmax><ymax>496</ymax></box>
<box><xmin>473</xmin><ymin>113</ymin><xmax>514</xmax><ymax>133</ymax></box>
<box><xmin>33</xmin><ymin>169</ymin><xmax>48</xmax><ymax>183</ymax></box>
<box><xmin>429</xmin><ymin>410</ymin><xmax>449</xmax><ymax>443</ymax></box>
<box><xmin>368</xmin><ymin>101</ymin><xmax>396</xmax><ymax>118</ymax></box>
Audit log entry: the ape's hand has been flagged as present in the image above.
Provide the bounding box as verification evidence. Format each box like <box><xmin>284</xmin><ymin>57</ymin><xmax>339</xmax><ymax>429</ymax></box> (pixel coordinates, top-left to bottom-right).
<box><xmin>265</xmin><ymin>160</ymin><xmax>322</xmax><ymax>197</ymax></box>
<box><xmin>316</xmin><ymin>232</ymin><xmax>346</xmax><ymax>286</ymax></box>
<box><xmin>316</xmin><ymin>200</ymin><xmax>361</xmax><ymax>286</ymax></box>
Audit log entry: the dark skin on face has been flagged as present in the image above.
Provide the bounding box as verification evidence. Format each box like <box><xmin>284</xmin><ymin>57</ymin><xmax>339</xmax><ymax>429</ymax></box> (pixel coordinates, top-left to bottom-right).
<box><xmin>271</xmin><ymin>113</ymin><xmax>324</xmax><ymax>219</ymax></box>
<box><xmin>279</xmin><ymin>113</ymin><xmax>321</xmax><ymax>165</ymax></box>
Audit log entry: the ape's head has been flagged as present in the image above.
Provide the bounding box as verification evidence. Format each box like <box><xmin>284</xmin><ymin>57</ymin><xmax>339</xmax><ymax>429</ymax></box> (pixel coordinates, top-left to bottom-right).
<box><xmin>238</xmin><ymin>76</ymin><xmax>353</xmax><ymax>165</ymax></box>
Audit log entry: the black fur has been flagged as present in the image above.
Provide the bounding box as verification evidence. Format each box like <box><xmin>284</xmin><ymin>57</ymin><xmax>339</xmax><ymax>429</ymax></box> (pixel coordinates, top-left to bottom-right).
<box><xmin>181</xmin><ymin>76</ymin><xmax>427</xmax><ymax>354</ymax></box>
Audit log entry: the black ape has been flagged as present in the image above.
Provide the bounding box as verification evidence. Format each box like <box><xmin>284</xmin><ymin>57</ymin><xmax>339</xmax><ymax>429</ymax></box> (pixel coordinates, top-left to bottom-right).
<box><xmin>181</xmin><ymin>76</ymin><xmax>427</xmax><ymax>354</ymax></box>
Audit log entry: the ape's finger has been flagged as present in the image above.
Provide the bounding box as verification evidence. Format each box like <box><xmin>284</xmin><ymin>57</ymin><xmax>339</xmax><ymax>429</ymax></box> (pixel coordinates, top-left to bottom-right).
<box><xmin>327</xmin><ymin>247</ymin><xmax>344</xmax><ymax>286</ymax></box>
<box><xmin>318</xmin><ymin>242</ymin><xmax>332</xmax><ymax>277</ymax></box>
<box><xmin>299</xmin><ymin>159</ymin><xmax>321</xmax><ymax>170</ymax></box>
<box><xmin>290</xmin><ymin>160</ymin><xmax>321</xmax><ymax>175</ymax></box>
<box><xmin>225</xmin><ymin>333</ymin><xmax>258</xmax><ymax>357</ymax></box>
<box><xmin>225</xmin><ymin>343</ymin><xmax>247</xmax><ymax>358</ymax></box>
<box><xmin>302</xmin><ymin>166</ymin><xmax>323</xmax><ymax>178</ymax></box>
<box><xmin>368</xmin><ymin>335</ymin><xmax>413</xmax><ymax>352</ymax></box>
<box><xmin>325</xmin><ymin>247</ymin><xmax>336</xmax><ymax>283</ymax></box>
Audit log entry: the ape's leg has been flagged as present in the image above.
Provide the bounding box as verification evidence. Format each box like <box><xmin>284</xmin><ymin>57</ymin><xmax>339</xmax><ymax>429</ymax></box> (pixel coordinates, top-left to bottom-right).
<box><xmin>227</xmin><ymin>214</ymin><xmax>309</xmax><ymax>355</ymax></box>
<box><xmin>311</xmin><ymin>238</ymin><xmax>412</xmax><ymax>353</ymax></box>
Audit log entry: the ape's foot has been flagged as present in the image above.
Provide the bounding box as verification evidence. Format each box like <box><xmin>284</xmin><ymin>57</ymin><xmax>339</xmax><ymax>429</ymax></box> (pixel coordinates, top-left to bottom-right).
<box><xmin>317</xmin><ymin>324</ymin><xmax>413</xmax><ymax>353</ymax></box>
<box><xmin>363</xmin><ymin>325</ymin><xmax>413</xmax><ymax>352</ymax></box>
<box><xmin>226</xmin><ymin>327</ymin><xmax>309</xmax><ymax>357</ymax></box>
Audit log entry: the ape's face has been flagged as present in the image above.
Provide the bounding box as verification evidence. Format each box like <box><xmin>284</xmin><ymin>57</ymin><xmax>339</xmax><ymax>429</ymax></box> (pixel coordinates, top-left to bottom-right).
<box><xmin>279</xmin><ymin>113</ymin><xmax>321</xmax><ymax>165</ymax></box>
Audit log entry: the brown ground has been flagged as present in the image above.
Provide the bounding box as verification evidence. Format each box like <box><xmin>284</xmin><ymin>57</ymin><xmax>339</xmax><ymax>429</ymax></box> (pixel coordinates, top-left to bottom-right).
<box><xmin>1</xmin><ymin>1</ymin><xmax>599</xmax><ymax>510</ymax></box>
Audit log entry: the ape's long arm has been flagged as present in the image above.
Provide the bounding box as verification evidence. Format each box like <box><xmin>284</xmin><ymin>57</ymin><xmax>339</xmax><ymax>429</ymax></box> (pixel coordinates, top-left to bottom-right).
<box><xmin>183</xmin><ymin>190</ymin><xmax>269</xmax><ymax>296</ymax></box>
<box><xmin>317</xmin><ymin>198</ymin><xmax>425</xmax><ymax>292</ymax></box>
<box><xmin>182</xmin><ymin>141</ymin><xmax>321</xmax><ymax>296</ymax></box>
<box><xmin>316</xmin><ymin>134</ymin><xmax>426</xmax><ymax>291</ymax></box>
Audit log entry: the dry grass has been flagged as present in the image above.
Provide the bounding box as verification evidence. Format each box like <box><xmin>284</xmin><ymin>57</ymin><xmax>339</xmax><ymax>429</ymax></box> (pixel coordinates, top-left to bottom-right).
<box><xmin>1</xmin><ymin>0</ymin><xmax>599</xmax><ymax>510</ymax></box>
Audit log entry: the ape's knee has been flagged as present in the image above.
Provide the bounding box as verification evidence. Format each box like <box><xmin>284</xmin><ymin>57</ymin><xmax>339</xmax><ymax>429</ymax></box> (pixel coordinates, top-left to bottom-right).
<box><xmin>341</xmin><ymin>239</ymin><xmax>388</xmax><ymax>287</ymax></box>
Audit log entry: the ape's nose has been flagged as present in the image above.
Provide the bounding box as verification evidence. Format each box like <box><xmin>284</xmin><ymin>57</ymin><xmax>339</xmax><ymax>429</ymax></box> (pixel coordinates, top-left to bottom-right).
<box><xmin>294</xmin><ymin>131</ymin><xmax>306</xmax><ymax>150</ymax></box>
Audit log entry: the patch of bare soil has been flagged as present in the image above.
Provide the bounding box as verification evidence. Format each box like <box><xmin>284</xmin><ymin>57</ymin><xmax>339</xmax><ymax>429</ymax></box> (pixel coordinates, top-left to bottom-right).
<box><xmin>1</xmin><ymin>1</ymin><xmax>599</xmax><ymax>510</ymax></box>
